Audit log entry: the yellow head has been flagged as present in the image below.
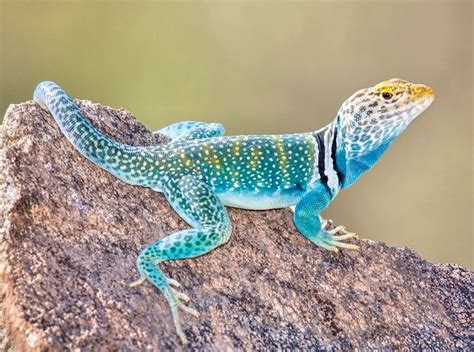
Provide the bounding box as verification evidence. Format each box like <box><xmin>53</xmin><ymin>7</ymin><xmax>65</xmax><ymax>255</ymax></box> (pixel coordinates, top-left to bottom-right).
<box><xmin>339</xmin><ymin>78</ymin><xmax>434</xmax><ymax>158</ymax></box>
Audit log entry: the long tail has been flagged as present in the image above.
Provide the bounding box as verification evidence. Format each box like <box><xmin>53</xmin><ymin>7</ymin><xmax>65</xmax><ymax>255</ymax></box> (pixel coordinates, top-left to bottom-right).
<box><xmin>34</xmin><ymin>81</ymin><xmax>163</xmax><ymax>186</ymax></box>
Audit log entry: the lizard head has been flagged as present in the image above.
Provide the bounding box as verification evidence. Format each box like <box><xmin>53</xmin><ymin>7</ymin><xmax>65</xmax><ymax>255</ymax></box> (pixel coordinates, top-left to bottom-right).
<box><xmin>336</xmin><ymin>78</ymin><xmax>434</xmax><ymax>187</ymax></box>
<box><xmin>338</xmin><ymin>78</ymin><xmax>434</xmax><ymax>158</ymax></box>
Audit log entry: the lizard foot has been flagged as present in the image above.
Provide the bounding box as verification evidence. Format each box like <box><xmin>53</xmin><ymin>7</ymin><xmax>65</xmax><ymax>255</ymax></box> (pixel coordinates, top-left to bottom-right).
<box><xmin>166</xmin><ymin>278</ymin><xmax>200</xmax><ymax>345</ymax></box>
<box><xmin>170</xmin><ymin>286</ymin><xmax>200</xmax><ymax>318</ymax></box>
<box><xmin>130</xmin><ymin>275</ymin><xmax>199</xmax><ymax>344</ymax></box>
<box><xmin>311</xmin><ymin>227</ymin><xmax>359</xmax><ymax>252</ymax></box>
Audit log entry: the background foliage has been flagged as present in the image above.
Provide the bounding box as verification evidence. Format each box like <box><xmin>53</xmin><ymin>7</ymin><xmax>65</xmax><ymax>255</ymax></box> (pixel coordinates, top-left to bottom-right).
<box><xmin>1</xmin><ymin>0</ymin><xmax>472</xmax><ymax>269</ymax></box>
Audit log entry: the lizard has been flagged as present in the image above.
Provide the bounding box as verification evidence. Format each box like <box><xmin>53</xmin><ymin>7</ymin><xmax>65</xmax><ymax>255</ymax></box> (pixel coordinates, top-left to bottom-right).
<box><xmin>33</xmin><ymin>78</ymin><xmax>434</xmax><ymax>344</ymax></box>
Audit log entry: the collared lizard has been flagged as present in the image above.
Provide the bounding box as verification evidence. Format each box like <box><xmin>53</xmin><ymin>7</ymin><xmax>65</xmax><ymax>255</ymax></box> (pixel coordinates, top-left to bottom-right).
<box><xmin>33</xmin><ymin>78</ymin><xmax>434</xmax><ymax>343</ymax></box>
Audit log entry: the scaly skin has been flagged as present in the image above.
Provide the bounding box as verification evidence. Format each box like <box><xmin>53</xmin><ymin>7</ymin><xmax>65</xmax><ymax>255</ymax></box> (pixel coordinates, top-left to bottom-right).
<box><xmin>33</xmin><ymin>78</ymin><xmax>434</xmax><ymax>344</ymax></box>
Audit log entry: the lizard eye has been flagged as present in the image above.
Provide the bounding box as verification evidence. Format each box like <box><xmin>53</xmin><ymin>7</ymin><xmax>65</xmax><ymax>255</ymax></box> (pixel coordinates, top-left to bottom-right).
<box><xmin>382</xmin><ymin>92</ymin><xmax>393</xmax><ymax>100</ymax></box>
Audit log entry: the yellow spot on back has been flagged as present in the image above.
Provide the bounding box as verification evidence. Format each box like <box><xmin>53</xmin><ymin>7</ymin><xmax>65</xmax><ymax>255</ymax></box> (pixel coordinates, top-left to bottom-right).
<box><xmin>233</xmin><ymin>140</ymin><xmax>241</xmax><ymax>156</ymax></box>
<box><xmin>273</xmin><ymin>136</ymin><xmax>288</xmax><ymax>170</ymax></box>
<box><xmin>249</xmin><ymin>147</ymin><xmax>261</xmax><ymax>171</ymax></box>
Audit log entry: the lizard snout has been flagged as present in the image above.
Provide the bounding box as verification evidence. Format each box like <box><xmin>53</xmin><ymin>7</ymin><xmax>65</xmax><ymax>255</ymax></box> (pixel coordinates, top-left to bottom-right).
<box><xmin>411</xmin><ymin>84</ymin><xmax>434</xmax><ymax>102</ymax></box>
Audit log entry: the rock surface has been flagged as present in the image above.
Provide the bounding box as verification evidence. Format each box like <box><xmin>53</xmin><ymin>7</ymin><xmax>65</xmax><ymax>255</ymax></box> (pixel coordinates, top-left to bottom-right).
<box><xmin>0</xmin><ymin>100</ymin><xmax>472</xmax><ymax>351</ymax></box>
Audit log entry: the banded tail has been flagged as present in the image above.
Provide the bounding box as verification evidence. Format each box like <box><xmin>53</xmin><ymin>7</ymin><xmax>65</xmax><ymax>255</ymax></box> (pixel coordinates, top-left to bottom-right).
<box><xmin>34</xmin><ymin>81</ymin><xmax>162</xmax><ymax>186</ymax></box>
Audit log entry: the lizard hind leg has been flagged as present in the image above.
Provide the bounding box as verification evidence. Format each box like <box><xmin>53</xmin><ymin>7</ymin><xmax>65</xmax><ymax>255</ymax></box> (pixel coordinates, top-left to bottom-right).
<box><xmin>131</xmin><ymin>173</ymin><xmax>231</xmax><ymax>344</ymax></box>
<box><xmin>133</xmin><ymin>228</ymin><xmax>221</xmax><ymax>344</ymax></box>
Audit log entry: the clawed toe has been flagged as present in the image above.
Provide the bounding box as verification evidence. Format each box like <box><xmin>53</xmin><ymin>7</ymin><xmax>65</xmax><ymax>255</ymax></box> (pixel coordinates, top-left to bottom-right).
<box><xmin>332</xmin><ymin>232</ymin><xmax>358</xmax><ymax>240</ymax></box>
<box><xmin>178</xmin><ymin>303</ymin><xmax>200</xmax><ymax>318</ymax></box>
<box><xmin>332</xmin><ymin>241</ymin><xmax>360</xmax><ymax>250</ymax></box>
<box><xmin>167</xmin><ymin>278</ymin><xmax>182</xmax><ymax>288</ymax></box>
<box><xmin>177</xmin><ymin>331</ymin><xmax>188</xmax><ymax>345</ymax></box>
<box><xmin>323</xmin><ymin>238</ymin><xmax>359</xmax><ymax>251</ymax></box>
<box><xmin>129</xmin><ymin>274</ymin><xmax>146</xmax><ymax>287</ymax></box>
<box><xmin>317</xmin><ymin>242</ymin><xmax>340</xmax><ymax>252</ymax></box>
<box><xmin>327</xmin><ymin>225</ymin><xmax>346</xmax><ymax>235</ymax></box>
<box><xmin>171</xmin><ymin>287</ymin><xmax>190</xmax><ymax>303</ymax></box>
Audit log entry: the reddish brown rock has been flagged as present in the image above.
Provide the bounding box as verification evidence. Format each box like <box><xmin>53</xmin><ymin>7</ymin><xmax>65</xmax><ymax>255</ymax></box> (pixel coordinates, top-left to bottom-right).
<box><xmin>0</xmin><ymin>101</ymin><xmax>472</xmax><ymax>351</ymax></box>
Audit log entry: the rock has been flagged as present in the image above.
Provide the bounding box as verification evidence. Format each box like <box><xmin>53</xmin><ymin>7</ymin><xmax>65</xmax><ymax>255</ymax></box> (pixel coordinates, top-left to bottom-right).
<box><xmin>0</xmin><ymin>100</ymin><xmax>472</xmax><ymax>351</ymax></box>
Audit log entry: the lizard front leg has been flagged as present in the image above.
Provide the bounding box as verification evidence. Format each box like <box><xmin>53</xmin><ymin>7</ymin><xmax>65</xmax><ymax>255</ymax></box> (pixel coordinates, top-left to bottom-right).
<box><xmin>294</xmin><ymin>182</ymin><xmax>359</xmax><ymax>252</ymax></box>
<box><xmin>130</xmin><ymin>172</ymin><xmax>231</xmax><ymax>344</ymax></box>
<box><xmin>155</xmin><ymin>121</ymin><xmax>224</xmax><ymax>143</ymax></box>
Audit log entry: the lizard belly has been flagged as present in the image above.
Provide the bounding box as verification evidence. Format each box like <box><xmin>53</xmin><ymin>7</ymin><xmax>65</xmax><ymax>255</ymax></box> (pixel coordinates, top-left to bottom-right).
<box><xmin>217</xmin><ymin>190</ymin><xmax>302</xmax><ymax>210</ymax></box>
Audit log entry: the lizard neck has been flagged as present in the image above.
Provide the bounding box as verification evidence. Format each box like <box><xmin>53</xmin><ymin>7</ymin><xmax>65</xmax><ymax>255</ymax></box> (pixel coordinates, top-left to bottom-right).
<box><xmin>337</xmin><ymin>114</ymin><xmax>394</xmax><ymax>189</ymax></box>
<box><xmin>311</xmin><ymin>118</ymin><xmax>346</xmax><ymax>197</ymax></box>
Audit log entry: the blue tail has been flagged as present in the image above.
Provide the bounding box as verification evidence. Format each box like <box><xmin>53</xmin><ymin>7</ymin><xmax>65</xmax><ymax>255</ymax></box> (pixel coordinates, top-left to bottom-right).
<box><xmin>34</xmin><ymin>81</ymin><xmax>163</xmax><ymax>186</ymax></box>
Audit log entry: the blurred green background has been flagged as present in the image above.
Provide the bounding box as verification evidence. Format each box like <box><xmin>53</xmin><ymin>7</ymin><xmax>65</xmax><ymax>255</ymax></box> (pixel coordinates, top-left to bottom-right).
<box><xmin>1</xmin><ymin>1</ymin><xmax>472</xmax><ymax>269</ymax></box>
